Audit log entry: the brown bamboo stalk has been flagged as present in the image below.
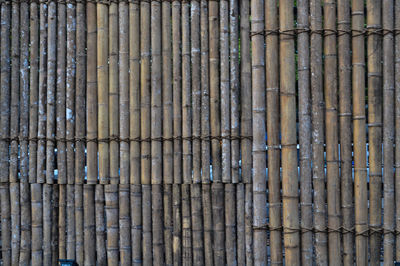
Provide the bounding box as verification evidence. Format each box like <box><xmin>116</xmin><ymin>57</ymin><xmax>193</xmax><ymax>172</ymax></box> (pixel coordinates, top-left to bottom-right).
<box><xmin>142</xmin><ymin>184</ymin><xmax>152</xmax><ymax>265</ymax></box>
<box><xmin>164</xmin><ymin>184</ymin><xmax>173</xmax><ymax>265</ymax></box>
<box><xmin>67</xmin><ymin>185</ymin><xmax>75</xmax><ymax>259</ymax></box>
<box><xmin>37</xmin><ymin>1</ymin><xmax>47</xmax><ymax>185</ymax></box>
<box><xmin>52</xmin><ymin>184</ymin><xmax>59</xmax><ymax>265</ymax></box>
<box><xmin>109</xmin><ymin>1</ymin><xmax>119</xmax><ymax>186</ymax></box>
<box><xmin>57</xmin><ymin>1</ymin><xmax>67</xmax><ymax>186</ymax></box>
<box><xmin>46</xmin><ymin>1</ymin><xmax>56</xmax><ymax>185</ymax></box>
<box><xmin>201</xmin><ymin>183</ymin><xmax>213</xmax><ymax>265</ymax></box>
<box><xmin>152</xmin><ymin>184</ymin><xmax>164</xmax><ymax>264</ymax></box>
<box><xmin>105</xmin><ymin>184</ymin><xmax>119</xmax><ymax>265</ymax></box>
<box><xmin>190</xmin><ymin>183</ymin><xmax>204</xmax><ymax>265</ymax></box>
<box><xmin>95</xmin><ymin>184</ymin><xmax>106</xmax><ymax>264</ymax></box>
<box><xmin>382</xmin><ymin>0</ymin><xmax>395</xmax><ymax>265</ymax></box>
<box><xmin>212</xmin><ymin>182</ymin><xmax>225</xmax><ymax>265</ymax></box>
<box><xmin>245</xmin><ymin>183</ymin><xmax>253</xmax><ymax>265</ymax></box>
<box><xmin>220</xmin><ymin>0</ymin><xmax>230</xmax><ymax>184</ymax></box>
<box><xmin>98</xmin><ymin>1</ymin><xmax>109</xmax><ymax>185</ymax></box>
<box><xmin>43</xmin><ymin>184</ymin><xmax>53</xmax><ymax>265</ymax></box>
<box><xmin>59</xmin><ymin>185</ymin><xmax>67</xmax><ymax>259</ymax></box>
<box><xmin>74</xmin><ymin>184</ymin><xmax>84</xmax><ymax>265</ymax></box>
<box><xmin>251</xmin><ymin>0</ymin><xmax>267</xmax><ymax>264</ymax></box>
<box><xmin>324</xmin><ymin>0</ymin><xmax>341</xmax><ymax>263</ymax></box>
<box><xmin>280</xmin><ymin>0</ymin><xmax>300</xmax><ymax>264</ymax></box>
<box><xmin>31</xmin><ymin>183</ymin><xmax>43</xmax><ymax>266</ymax></box>
<box><xmin>83</xmin><ymin>184</ymin><xmax>96</xmax><ymax>265</ymax></box>
<box><xmin>352</xmin><ymin>0</ymin><xmax>368</xmax><ymax>263</ymax></box>
<box><xmin>129</xmin><ymin>2</ymin><xmax>142</xmax><ymax>264</ymax></box>
<box><xmin>310</xmin><ymin>0</ymin><xmax>327</xmax><ymax>263</ymax></box>
<box><xmin>265</xmin><ymin>0</ymin><xmax>282</xmax><ymax>263</ymax></box>
<box><xmin>225</xmin><ymin>183</ymin><xmax>237</xmax><ymax>265</ymax></box>
<box><xmin>395</xmin><ymin>0</ymin><xmax>400</xmax><ymax>260</ymax></box>
<box><xmin>191</xmin><ymin>0</ymin><xmax>201</xmax><ymax>185</ymax></box>
<box><xmin>10</xmin><ymin>183</ymin><xmax>20</xmax><ymax>265</ymax></box>
<box><xmin>182</xmin><ymin>184</ymin><xmax>193</xmax><ymax>264</ymax></box>
<box><xmin>338</xmin><ymin>0</ymin><xmax>354</xmax><ymax>264</ymax></box>
<box><xmin>230</xmin><ymin>0</ymin><xmax>239</xmax><ymax>184</ymax></box>
<box><xmin>236</xmin><ymin>183</ymin><xmax>245</xmax><ymax>265</ymax></box>
<box><xmin>29</xmin><ymin>1</ymin><xmax>39</xmax><ymax>185</ymax></box>
<box><xmin>86</xmin><ymin>0</ymin><xmax>98</xmax><ymax>185</ymax></box>
<box><xmin>367</xmin><ymin>0</ymin><xmax>383</xmax><ymax>263</ymax></box>
<box><xmin>119</xmin><ymin>184</ymin><xmax>131</xmax><ymax>265</ymax></box>
<box><xmin>297</xmin><ymin>0</ymin><xmax>312</xmax><ymax>264</ymax></box>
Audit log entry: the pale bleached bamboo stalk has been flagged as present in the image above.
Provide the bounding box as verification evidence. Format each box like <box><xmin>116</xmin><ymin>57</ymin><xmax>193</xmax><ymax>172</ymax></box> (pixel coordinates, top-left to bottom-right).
<box><xmin>201</xmin><ymin>183</ymin><xmax>213</xmax><ymax>265</ymax></box>
<box><xmin>280</xmin><ymin>0</ymin><xmax>300</xmax><ymax>264</ymax></box>
<box><xmin>119</xmin><ymin>184</ymin><xmax>131</xmax><ymax>265</ymax></box>
<box><xmin>51</xmin><ymin>185</ymin><xmax>59</xmax><ymax>265</ymax></box>
<box><xmin>220</xmin><ymin>0</ymin><xmax>230</xmax><ymax>184</ymax></box>
<box><xmin>225</xmin><ymin>183</ymin><xmax>236</xmax><ymax>265</ymax></box>
<box><xmin>352</xmin><ymin>0</ymin><xmax>368</xmax><ymax>263</ymax></box>
<box><xmin>86</xmin><ymin>0</ymin><xmax>98</xmax><ymax>185</ymax></box>
<box><xmin>173</xmin><ymin>184</ymin><xmax>182</xmax><ymax>265</ymax></box>
<box><xmin>98</xmin><ymin>1</ymin><xmax>109</xmax><ymax>185</ymax></box>
<box><xmin>74</xmin><ymin>184</ymin><xmax>84</xmax><ymax>265</ymax></box>
<box><xmin>164</xmin><ymin>184</ymin><xmax>173</xmax><ymax>265</ymax></box>
<box><xmin>37</xmin><ymin>1</ymin><xmax>47</xmax><ymax>185</ymax></box>
<box><xmin>31</xmin><ymin>183</ymin><xmax>43</xmax><ymax>266</ymax></box>
<box><xmin>265</xmin><ymin>0</ymin><xmax>282</xmax><ymax>263</ymax></box>
<box><xmin>212</xmin><ymin>182</ymin><xmax>225</xmax><ymax>265</ymax></box>
<box><xmin>310</xmin><ymin>0</ymin><xmax>327</xmax><ymax>263</ymax></box>
<box><xmin>338</xmin><ymin>0</ymin><xmax>353</xmax><ymax>264</ymax></box>
<box><xmin>57</xmin><ymin>2</ymin><xmax>67</xmax><ymax>186</ymax></box>
<box><xmin>142</xmin><ymin>184</ymin><xmax>152</xmax><ymax>265</ymax></box>
<box><xmin>324</xmin><ymin>0</ymin><xmax>341</xmax><ymax>263</ymax></box>
<box><xmin>191</xmin><ymin>183</ymin><xmax>204</xmax><ymax>264</ymax></box>
<box><xmin>395</xmin><ymin>0</ymin><xmax>400</xmax><ymax>260</ymax></box>
<box><xmin>236</xmin><ymin>183</ymin><xmax>245</xmax><ymax>265</ymax></box>
<box><xmin>129</xmin><ymin>2</ymin><xmax>142</xmax><ymax>264</ymax></box>
<box><xmin>67</xmin><ymin>184</ymin><xmax>75</xmax><ymax>259</ymax></box>
<box><xmin>59</xmin><ymin>185</ymin><xmax>67</xmax><ymax>259</ymax></box>
<box><xmin>46</xmin><ymin>1</ymin><xmax>56</xmax><ymax>185</ymax></box>
<box><xmin>251</xmin><ymin>0</ymin><xmax>267</xmax><ymax>264</ymax></box>
<box><xmin>230</xmin><ymin>0</ymin><xmax>239</xmax><ymax>184</ymax></box>
<box><xmin>297</xmin><ymin>0</ymin><xmax>312</xmax><ymax>264</ymax></box>
<box><xmin>95</xmin><ymin>184</ymin><xmax>106</xmax><ymax>264</ymax></box>
<box><xmin>191</xmin><ymin>0</ymin><xmax>201</xmax><ymax>184</ymax></box>
<box><xmin>10</xmin><ymin>183</ymin><xmax>20</xmax><ymax>265</ymax></box>
<box><xmin>66</xmin><ymin>2</ymin><xmax>76</xmax><ymax>186</ymax></box>
<box><xmin>84</xmin><ymin>184</ymin><xmax>96</xmax><ymax>265</ymax></box>
<box><xmin>367</xmin><ymin>1</ymin><xmax>383</xmax><ymax>263</ymax></box>
<box><xmin>29</xmin><ymin>2</ymin><xmax>39</xmax><ymax>185</ymax></box>
<box><xmin>109</xmin><ymin>1</ymin><xmax>119</xmax><ymax>185</ymax></box>
<box><xmin>43</xmin><ymin>184</ymin><xmax>53</xmax><ymax>265</ymax></box>
<box><xmin>182</xmin><ymin>184</ymin><xmax>193</xmax><ymax>264</ymax></box>
<box><xmin>182</xmin><ymin>0</ymin><xmax>192</xmax><ymax>185</ymax></box>
<box><xmin>105</xmin><ymin>184</ymin><xmax>119</xmax><ymax>265</ymax></box>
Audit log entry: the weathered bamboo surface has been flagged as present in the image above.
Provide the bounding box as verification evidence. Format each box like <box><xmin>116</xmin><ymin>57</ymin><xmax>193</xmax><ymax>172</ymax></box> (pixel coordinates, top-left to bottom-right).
<box><xmin>0</xmin><ymin>0</ymin><xmax>398</xmax><ymax>264</ymax></box>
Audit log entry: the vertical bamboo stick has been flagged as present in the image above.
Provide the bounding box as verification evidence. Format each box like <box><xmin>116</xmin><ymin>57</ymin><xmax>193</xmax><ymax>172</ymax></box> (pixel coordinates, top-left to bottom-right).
<box><xmin>142</xmin><ymin>184</ymin><xmax>152</xmax><ymax>265</ymax></box>
<box><xmin>57</xmin><ymin>1</ymin><xmax>67</xmax><ymax>186</ymax></box>
<box><xmin>129</xmin><ymin>1</ymin><xmax>142</xmax><ymax>264</ymax></box>
<box><xmin>220</xmin><ymin>0</ymin><xmax>230</xmax><ymax>184</ymax></box>
<box><xmin>173</xmin><ymin>184</ymin><xmax>182</xmax><ymax>265</ymax></box>
<box><xmin>46</xmin><ymin>1</ymin><xmax>56</xmax><ymax>185</ymax></box>
<box><xmin>352</xmin><ymin>0</ymin><xmax>368</xmax><ymax>263</ymax></box>
<box><xmin>297</xmin><ymin>0</ymin><xmax>312</xmax><ymax>264</ymax></box>
<box><xmin>20</xmin><ymin>182</ymin><xmax>31</xmax><ymax>264</ymax></box>
<box><xmin>74</xmin><ymin>185</ymin><xmax>84</xmax><ymax>265</ymax></box>
<box><xmin>67</xmin><ymin>185</ymin><xmax>75</xmax><ymax>259</ymax></box>
<box><xmin>29</xmin><ymin>1</ymin><xmax>39</xmax><ymax>185</ymax></box>
<box><xmin>86</xmin><ymin>0</ymin><xmax>98</xmax><ymax>185</ymax></box>
<box><xmin>382</xmin><ymin>0</ymin><xmax>395</xmax><ymax>265</ymax></box>
<box><xmin>164</xmin><ymin>184</ymin><xmax>173</xmax><ymax>265</ymax></box>
<box><xmin>191</xmin><ymin>183</ymin><xmax>204</xmax><ymax>264</ymax></box>
<box><xmin>51</xmin><ymin>184</ymin><xmax>59</xmax><ymax>265</ymax></box>
<box><xmin>119</xmin><ymin>184</ymin><xmax>131</xmax><ymax>266</ymax></box>
<box><xmin>395</xmin><ymin>0</ymin><xmax>400</xmax><ymax>261</ymax></box>
<box><xmin>225</xmin><ymin>183</ymin><xmax>237</xmax><ymax>265</ymax></box>
<box><xmin>201</xmin><ymin>183</ymin><xmax>213</xmax><ymax>265</ymax></box>
<box><xmin>212</xmin><ymin>182</ymin><xmax>225</xmax><ymax>265</ymax></box>
<box><xmin>324</xmin><ymin>0</ymin><xmax>341</xmax><ymax>264</ymax></box>
<box><xmin>265</xmin><ymin>0</ymin><xmax>282</xmax><ymax>263</ymax></box>
<box><xmin>367</xmin><ymin>1</ymin><xmax>383</xmax><ymax>263</ymax></box>
<box><xmin>43</xmin><ymin>184</ymin><xmax>53</xmax><ymax>265</ymax></box>
<box><xmin>230</xmin><ymin>0</ymin><xmax>239</xmax><ymax>184</ymax></box>
<box><xmin>83</xmin><ymin>185</ymin><xmax>96</xmax><ymax>265</ymax></box>
<box><xmin>10</xmin><ymin>183</ymin><xmax>20</xmax><ymax>265</ymax></box>
<box><xmin>236</xmin><ymin>183</ymin><xmax>245</xmax><ymax>265</ymax></box>
<box><xmin>251</xmin><ymin>0</ymin><xmax>267</xmax><ymax>264</ymax></box>
<box><xmin>182</xmin><ymin>184</ymin><xmax>193</xmax><ymax>264</ymax></box>
<box><xmin>245</xmin><ymin>184</ymin><xmax>253</xmax><ymax>265</ymax></box>
<box><xmin>105</xmin><ymin>184</ymin><xmax>119</xmax><ymax>265</ymax></box>
<box><xmin>31</xmin><ymin>183</ymin><xmax>43</xmax><ymax>266</ymax></box>
<box><xmin>338</xmin><ymin>0</ymin><xmax>354</xmax><ymax>264</ymax></box>
<box><xmin>95</xmin><ymin>184</ymin><xmax>106</xmax><ymax>264</ymax></box>
<box><xmin>152</xmin><ymin>185</ymin><xmax>164</xmax><ymax>264</ymax></box>
<box><xmin>59</xmin><ymin>185</ymin><xmax>67</xmax><ymax>259</ymax></box>
<box><xmin>280</xmin><ymin>0</ymin><xmax>300</xmax><ymax>264</ymax></box>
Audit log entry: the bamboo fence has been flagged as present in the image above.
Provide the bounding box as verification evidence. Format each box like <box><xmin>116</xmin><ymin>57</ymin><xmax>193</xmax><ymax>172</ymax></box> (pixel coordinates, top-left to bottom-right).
<box><xmin>0</xmin><ymin>0</ymin><xmax>399</xmax><ymax>265</ymax></box>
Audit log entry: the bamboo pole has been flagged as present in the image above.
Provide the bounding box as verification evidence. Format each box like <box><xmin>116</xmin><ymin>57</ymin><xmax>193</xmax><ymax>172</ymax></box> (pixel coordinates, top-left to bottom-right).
<box><xmin>20</xmin><ymin>181</ymin><xmax>31</xmax><ymax>264</ymax></box>
<box><xmin>265</xmin><ymin>0</ymin><xmax>282</xmax><ymax>263</ymax></box>
<box><xmin>131</xmin><ymin>184</ymin><xmax>142</xmax><ymax>265</ymax></box>
<box><xmin>43</xmin><ymin>184</ymin><xmax>53</xmax><ymax>265</ymax></box>
<box><xmin>225</xmin><ymin>183</ymin><xmax>237</xmax><ymax>265</ymax></box>
<box><xmin>10</xmin><ymin>183</ymin><xmax>20</xmax><ymax>265</ymax></box>
<box><xmin>201</xmin><ymin>183</ymin><xmax>213</xmax><ymax>265</ymax></box>
<box><xmin>338</xmin><ymin>0</ymin><xmax>354</xmax><ymax>264</ymax></box>
<box><xmin>29</xmin><ymin>1</ymin><xmax>39</xmax><ymax>185</ymax></box>
<box><xmin>59</xmin><ymin>185</ymin><xmax>67</xmax><ymax>259</ymax></box>
<box><xmin>95</xmin><ymin>184</ymin><xmax>106</xmax><ymax>264</ymax></box>
<box><xmin>86</xmin><ymin>0</ymin><xmax>98</xmax><ymax>185</ymax></box>
<box><xmin>352</xmin><ymin>0</ymin><xmax>368</xmax><ymax>263</ymax></box>
<box><xmin>382</xmin><ymin>0</ymin><xmax>395</xmax><ymax>260</ymax></box>
<box><xmin>297</xmin><ymin>0</ymin><xmax>312</xmax><ymax>264</ymax></box>
<box><xmin>31</xmin><ymin>183</ymin><xmax>43</xmax><ymax>266</ymax></box>
<box><xmin>173</xmin><ymin>184</ymin><xmax>182</xmax><ymax>265</ymax></box>
<box><xmin>395</xmin><ymin>0</ymin><xmax>400</xmax><ymax>260</ymax></box>
<box><xmin>142</xmin><ymin>184</ymin><xmax>152</xmax><ymax>265</ymax></box>
<box><xmin>74</xmin><ymin>184</ymin><xmax>84</xmax><ymax>265</ymax></box>
<box><xmin>280</xmin><ymin>0</ymin><xmax>300</xmax><ymax>264</ymax></box>
<box><xmin>57</xmin><ymin>1</ymin><xmax>67</xmax><ymax>186</ymax></box>
<box><xmin>251</xmin><ymin>0</ymin><xmax>267</xmax><ymax>264</ymax></box>
<box><xmin>164</xmin><ymin>184</ymin><xmax>173</xmax><ymax>265</ymax></box>
<box><xmin>51</xmin><ymin>184</ymin><xmax>59</xmax><ymax>265</ymax></box>
<box><xmin>367</xmin><ymin>1</ymin><xmax>383</xmax><ymax>263</ymax></box>
<box><xmin>191</xmin><ymin>183</ymin><xmax>204</xmax><ymax>264</ymax></box>
<box><xmin>152</xmin><ymin>185</ymin><xmax>164</xmax><ymax>264</ymax></box>
<box><xmin>182</xmin><ymin>184</ymin><xmax>193</xmax><ymax>264</ymax></box>
<box><xmin>83</xmin><ymin>184</ymin><xmax>96</xmax><ymax>265</ymax></box>
<box><xmin>67</xmin><ymin>185</ymin><xmax>75</xmax><ymax>259</ymax></box>
<box><xmin>120</xmin><ymin>184</ymin><xmax>131</xmax><ymax>266</ymax></box>
<box><xmin>105</xmin><ymin>184</ymin><xmax>119</xmax><ymax>265</ymax></box>
<box><xmin>236</xmin><ymin>183</ymin><xmax>245</xmax><ymax>265</ymax></box>
<box><xmin>220</xmin><ymin>0</ymin><xmax>230</xmax><ymax>184</ymax></box>
<box><xmin>212</xmin><ymin>182</ymin><xmax>225</xmax><ymax>265</ymax></box>
<box><xmin>192</xmin><ymin>0</ymin><xmax>201</xmax><ymax>185</ymax></box>
<box><xmin>98</xmin><ymin>0</ymin><xmax>109</xmax><ymax>185</ymax></box>
<box><xmin>324</xmin><ymin>0</ymin><xmax>341</xmax><ymax>264</ymax></box>
<box><xmin>245</xmin><ymin>184</ymin><xmax>253</xmax><ymax>265</ymax></box>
